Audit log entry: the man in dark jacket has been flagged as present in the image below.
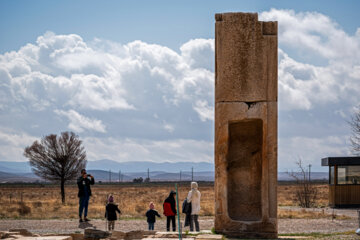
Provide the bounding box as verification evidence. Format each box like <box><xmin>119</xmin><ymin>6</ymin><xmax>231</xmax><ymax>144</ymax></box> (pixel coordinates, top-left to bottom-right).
<box><xmin>77</xmin><ymin>169</ymin><xmax>95</xmax><ymax>222</ymax></box>
<box><xmin>163</xmin><ymin>190</ymin><xmax>177</xmax><ymax>231</ymax></box>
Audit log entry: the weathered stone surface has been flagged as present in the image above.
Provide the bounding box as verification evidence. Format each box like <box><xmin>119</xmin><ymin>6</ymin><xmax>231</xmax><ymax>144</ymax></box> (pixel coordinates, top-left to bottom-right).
<box><xmin>214</xmin><ymin>12</ymin><xmax>278</xmax><ymax>239</ymax></box>
<box><xmin>195</xmin><ymin>234</ymin><xmax>223</xmax><ymax>240</ymax></box>
<box><xmin>1</xmin><ymin>231</ymin><xmax>21</xmax><ymax>239</ymax></box>
<box><xmin>124</xmin><ymin>230</ymin><xmax>145</xmax><ymax>240</ymax></box>
<box><xmin>110</xmin><ymin>230</ymin><xmax>155</xmax><ymax>240</ymax></box>
<box><xmin>215</xmin><ymin>12</ymin><xmax>277</xmax><ymax>103</ymax></box>
<box><xmin>8</xmin><ymin>229</ymin><xmax>33</xmax><ymax>237</ymax></box>
<box><xmin>152</xmin><ymin>232</ymin><xmax>179</xmax><ymax>238</ymax></box>
<box><xmin>110</xmin><ymin>230</ymin><xmax>126</xmax><ymax>239</ymax></box>
<box><xmin>141</xmin><ymin>238</ymin><xmax>194</xmax><ymax>240</ymax></box>
<box><xmin>59</xmin><ymin>233</ymin><xmax>83</xmax><ymax>240</ymax></box>
<box><xmin>3</xmin><ymin>237</ymin><xmax>72</xmax><ymax>240</ymax></box>
<box><xmin>84</xmin><ymin>228</ymin><xmax>110</xmax><ymax>240</ymax></box>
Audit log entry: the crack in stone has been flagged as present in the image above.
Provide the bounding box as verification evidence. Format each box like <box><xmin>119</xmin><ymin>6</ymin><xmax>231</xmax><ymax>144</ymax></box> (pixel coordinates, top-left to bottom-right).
<box><xmin>245</xmin><ymin>102</ymin><xmax>257</xmax><ymax>109</ymax></box>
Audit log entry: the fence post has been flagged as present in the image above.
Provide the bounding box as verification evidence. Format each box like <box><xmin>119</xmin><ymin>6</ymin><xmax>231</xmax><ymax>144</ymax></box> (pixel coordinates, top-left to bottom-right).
<box><xmin>175</xmin><ymin>183</ymin><xmax>182</xmax><ymax>240</ymax></box>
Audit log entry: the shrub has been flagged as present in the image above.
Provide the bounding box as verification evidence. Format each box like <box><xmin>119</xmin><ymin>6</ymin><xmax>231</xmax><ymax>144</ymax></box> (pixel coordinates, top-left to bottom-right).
<box><xmin>17</xmin><ymin>203</ymin><xmax>31</xmax><ymax>216</ymax></box>
<box><xmin>32</xmin><ymin>201</ymin><xmax>42</xmax><ymax>208</ymax></box>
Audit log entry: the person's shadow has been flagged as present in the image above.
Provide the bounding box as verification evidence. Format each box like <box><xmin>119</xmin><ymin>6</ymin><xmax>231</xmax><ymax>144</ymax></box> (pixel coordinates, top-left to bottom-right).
<box><xmin>78</xmin><ymin>221</ymin><xmax>94</xmax><ymax>229</ymax></box>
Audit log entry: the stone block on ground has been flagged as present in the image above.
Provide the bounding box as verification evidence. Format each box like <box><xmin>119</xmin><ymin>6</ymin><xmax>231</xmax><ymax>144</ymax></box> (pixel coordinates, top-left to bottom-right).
<box><xmin>110</xmin><ymin>231</ymin><xmax>126</xmax><ymax>239</ymax></box>
<box><xmin>60</xmin><ymin>233</ymin><xmax>83</xmax><ymax>240</ymax></box>
<box><xmin>124</xmin><ymin>230</ymin><xmax>145</xmax><ymax>240</ymax></box>
<box><xmin>195</xmin><ymin>234</ymin><xmax>223</xmax><ymax>240</ymax></box>
<box><xmin>1</xmin><ymin>231</ymin><xmax>21</xmax><ymax>239</ymax></box>
<box><xmin>84</xmin><ymin>228</ymin><xmax>110</xmax><ymax>240</ymax></box>
<box><xmin>110</xmin><ymin>230</ymin><xmax>155</xmax><ymax>240</ymax></box>
<box><xmin>5</xmin><ymin>237</ymin><xmax>72</xmax><ymax>240</ymax></box>
<box><xmin>8</xmin><ymin>229</ymin><xmax>33</xmax><ymax>237</ymax></box>
<box><xmin>152</xmin><ymin>232</ymin><xmax>179</xmax><ymax>238</ymax></box>
<box><xmin>7</xmin><ymin>234</ymin><xmax>24</xmax><ymax>239</ymax></box>
<box><xmin>141</xmin><ymin>238</ymin><xmax>195</xmax><ymax>240</ymax></box>
<box><xmin>278</xmin><ymin>237</ymin><xmax>309</xmax><ymax>239</ymax></box>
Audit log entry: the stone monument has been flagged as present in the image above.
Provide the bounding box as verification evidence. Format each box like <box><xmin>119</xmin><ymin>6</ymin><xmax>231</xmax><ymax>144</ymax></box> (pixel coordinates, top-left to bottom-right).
<box><xmin>214</xmin><ymin>12</ymin><xmax>278</xmax><ymax>239</ymax></box>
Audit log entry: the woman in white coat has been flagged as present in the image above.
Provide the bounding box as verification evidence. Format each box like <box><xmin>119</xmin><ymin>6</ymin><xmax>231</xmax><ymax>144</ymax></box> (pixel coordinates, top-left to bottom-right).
<box><xmin>186</xmin><ymin>182</ymin><xmax>201</xmax><ymax>232</ymax></box>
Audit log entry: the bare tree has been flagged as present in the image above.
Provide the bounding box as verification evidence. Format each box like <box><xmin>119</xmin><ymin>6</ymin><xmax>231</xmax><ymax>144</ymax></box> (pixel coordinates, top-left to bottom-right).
<box><xmin>349</xmin><ymin>108</ymin><xmax>360</xmax><ymax>154</ymax></box>
<box><xmin>24</xmin><ymin>132</ymin><xmax>87</xmax><ymax>204</ymax></box>
<box><xmin>287</xmin><ymin>159</ymin><xmax>318</xmax><ymax>208</ymax></box>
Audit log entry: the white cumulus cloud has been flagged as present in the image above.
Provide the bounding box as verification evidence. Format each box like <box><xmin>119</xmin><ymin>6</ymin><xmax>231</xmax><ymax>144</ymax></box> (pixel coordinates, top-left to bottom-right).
<box><xmin>260</xmin><ymin>9</ymin><xmax>360</xmax><ymax>111</ymax></box>
<box><xmin>83</xmin><ymin>137</ymin><xmax>213</xmax><ymax>163</ymax></box>
<box><xmin>54</xmin><ymin>109</ymin><xmax>106</xmax><ymax>133</ymax></box>
<box><xmin>1</xmin><ymin>9</ymin><xmax>359</xmax><ymax>172</ymax></box>
<box><xmin>0</xmin><ymin>128</ymin><xmax>37</xmax><ymax>162</ymax></box>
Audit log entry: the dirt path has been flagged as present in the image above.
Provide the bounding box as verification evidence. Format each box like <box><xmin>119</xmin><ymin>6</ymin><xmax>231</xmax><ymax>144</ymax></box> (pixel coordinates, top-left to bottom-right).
<box><xmin>0</xmin><ymin>217</ymin><xmax>358</xmax><ymax>235</ymax></box>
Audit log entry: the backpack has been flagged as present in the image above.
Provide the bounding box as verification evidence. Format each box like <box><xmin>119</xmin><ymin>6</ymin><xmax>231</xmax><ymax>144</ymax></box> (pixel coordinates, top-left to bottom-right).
<box><xmin>163</xmin><ymin>202</ymin><xmax>174</xmax><ymax>216</ymax></box>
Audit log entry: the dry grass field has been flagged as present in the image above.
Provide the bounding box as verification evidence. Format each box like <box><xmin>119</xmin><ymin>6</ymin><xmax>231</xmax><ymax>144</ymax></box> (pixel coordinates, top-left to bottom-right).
<box><xmin>0</xmin><ymin>182</ymin><xmax>330</xmax><ymax>219</ymax></box>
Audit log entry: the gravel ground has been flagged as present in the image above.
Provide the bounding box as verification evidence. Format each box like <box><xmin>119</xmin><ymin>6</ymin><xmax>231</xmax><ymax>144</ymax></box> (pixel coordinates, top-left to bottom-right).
<box><xmin>279</xmin><ymin>206</ymin><xmax>360</xmax><ymax>219</ymax></box>
<box><xmin>0</xmin><ymin>209</ymin><xmax>359</xmax><ymax>238</ymax></box>
<box><xmin>0</xmin><ymin>217</ymin><xmax>358</xmax><ymax>235</ymax></box>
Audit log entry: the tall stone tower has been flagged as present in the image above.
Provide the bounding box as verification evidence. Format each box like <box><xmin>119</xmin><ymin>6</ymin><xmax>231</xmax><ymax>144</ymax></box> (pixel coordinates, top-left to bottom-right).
<box><xmin>214</xmin><ymin>13</ymin><xmax>278</xmax><ymax>239</ymax></box>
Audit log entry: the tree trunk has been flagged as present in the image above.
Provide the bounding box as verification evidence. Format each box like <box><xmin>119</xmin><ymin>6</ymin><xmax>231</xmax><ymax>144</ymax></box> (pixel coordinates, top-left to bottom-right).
<box><xmin>61</xmin><ymin>179</ymin><xmax>65</xmax><ymax>204</ymax></box>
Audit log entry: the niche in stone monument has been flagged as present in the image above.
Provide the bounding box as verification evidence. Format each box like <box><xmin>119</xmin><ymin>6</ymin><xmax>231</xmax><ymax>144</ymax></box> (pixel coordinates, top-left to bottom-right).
<box><xmin>227</xmin><ymin>119</ymin><xmax>262</xmax><ymax>221</ymax></box>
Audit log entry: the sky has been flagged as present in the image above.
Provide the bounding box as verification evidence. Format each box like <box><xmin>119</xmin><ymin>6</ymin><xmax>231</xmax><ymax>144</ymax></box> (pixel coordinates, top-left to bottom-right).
<box><xmin>0</xmin><ymin>0</ymin><xmax>359</xmax><ymax>172</ymax></box>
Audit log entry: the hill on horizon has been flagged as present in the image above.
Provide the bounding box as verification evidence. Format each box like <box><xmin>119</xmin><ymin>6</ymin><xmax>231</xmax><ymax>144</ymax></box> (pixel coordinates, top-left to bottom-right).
<box><xmin>0</xmin><ymin>159</ymin><xmax>214</xmax><ymax>173</ymax></box>
<box><xmin>0</xmin><ymin>160</ymin><xmax>329</xmax><ymax>183</ymax></box>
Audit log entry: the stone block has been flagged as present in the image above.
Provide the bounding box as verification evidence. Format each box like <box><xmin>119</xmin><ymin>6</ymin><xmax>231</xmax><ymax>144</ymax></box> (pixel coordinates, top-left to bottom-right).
<box><xmin>195</xmin><ymin>234</ymin><xmax>223</xmax><ymax>240</ymax></box>
<box><xmin>9</xmin><ymin>234</ymin><xmax>24</xmax><ymax>239</ymax></box>
<box><xmin>8</xmin><ymin>229</ymin><xmax>33</xmax><ymax>237</ymax></box>
<box><xmin>215</xmin><ymin>12</ymin><xmax>278</xmax><ymax>239</ymax></box>
<box><xmin>110</xmin><ymin>231</ymin><xmax>126</xmax><ymax>239</ymax></box>
<box><xmin>84</xmin><ymin>228</ymin><xmax>110</xmax><ymax>240</ymax></box>
<box><xmin>6</xmin><ymin>237</ymin><xmax>72</xmax><ymax>240</ymax></box>
<box><xmin>110</xmin><ymin>230</ymin><xmax>156</xmax><ymax>240</ymax></box>
<box><xmin>124</xmin><ymin>230</ymin><xmax>149</xmax><ymax>240</ymax></box>
<box><xmin>1</xmin><ymin>231</ymin><xmax>21</xmax><ymax>239</ymax></box>
<box><xmin>215</xmin><ymin>12</ymin><xmax>277</xmax><ymax>103</ymax></box>
<box><xmin>58</xmin><ymin>233</ymin><xmax>83</xmax><ymax>240</ymax></box>
<box><xmin>152</xmin><ymin>232</ymin><xmax>179</xmax><ymax>238</ymax></box>
<box><xmin>141</xmin><ymin>239</ymin><xmax>194</xmax><ymax>240</ymax></box>
<box><xmin>141</xmin><ymin>237</ymin><xmax>195</xmax><ymax>240</ymax></box>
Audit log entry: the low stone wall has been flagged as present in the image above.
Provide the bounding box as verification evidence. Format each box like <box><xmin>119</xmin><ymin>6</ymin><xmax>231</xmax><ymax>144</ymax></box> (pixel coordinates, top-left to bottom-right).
<box><xmin>1</xmin><ymin>228</ymin><xmax>224</xmax><ymax>240</ymax></box>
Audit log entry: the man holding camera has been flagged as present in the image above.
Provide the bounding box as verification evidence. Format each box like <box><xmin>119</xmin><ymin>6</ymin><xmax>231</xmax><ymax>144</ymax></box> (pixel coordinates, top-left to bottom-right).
<box><xmin>77</xmin><ymin>169</ymin><xmax>95</xmax><ymax>222</ymax></box>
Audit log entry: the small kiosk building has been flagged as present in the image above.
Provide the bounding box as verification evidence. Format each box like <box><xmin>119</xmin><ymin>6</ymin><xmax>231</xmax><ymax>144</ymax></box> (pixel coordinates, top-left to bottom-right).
<box><xmin>322</xmin><ymin>157</ymin><xmax>360</xmax><ymax>207</ymax></box>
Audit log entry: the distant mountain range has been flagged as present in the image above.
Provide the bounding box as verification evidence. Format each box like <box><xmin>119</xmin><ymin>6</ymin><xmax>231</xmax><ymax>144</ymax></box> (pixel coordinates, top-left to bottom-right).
<box><xmin>0</xmin><ymin>159</ymin><xmax>213</xmax><ymax>173</ymax></box>
<box><xmin>86</xmin><ymin>159</ymin><xmax>214</xmax><ymax>172</ymax></box>
<box><xmin>0</xmin><ymin>160</ymin><xmax>329</xmax><ymax>183</ymax></box>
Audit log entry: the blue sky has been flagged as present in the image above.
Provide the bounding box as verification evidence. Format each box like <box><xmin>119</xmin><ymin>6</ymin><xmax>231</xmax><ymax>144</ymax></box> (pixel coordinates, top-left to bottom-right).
<box><xmin>1</xmin><ymin>0</ymin><xmax>360</xmax><ymax>53</ymax></box>
<box><xmin>0</xmin><ymin>0</ymin><xmax>359</xmax><ymax>172</ymax></box>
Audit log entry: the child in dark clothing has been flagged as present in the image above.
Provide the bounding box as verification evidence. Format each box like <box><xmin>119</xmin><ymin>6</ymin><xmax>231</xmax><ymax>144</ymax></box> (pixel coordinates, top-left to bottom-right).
<box><xmin>105</xmin><ymin>195</ymin><xmax>121</xmax><ymax>231</ymax></box>
<box><xmin>145</xmin><ymin>202</ymin><xmax>161</xmax><ymax>230</ymax></box>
